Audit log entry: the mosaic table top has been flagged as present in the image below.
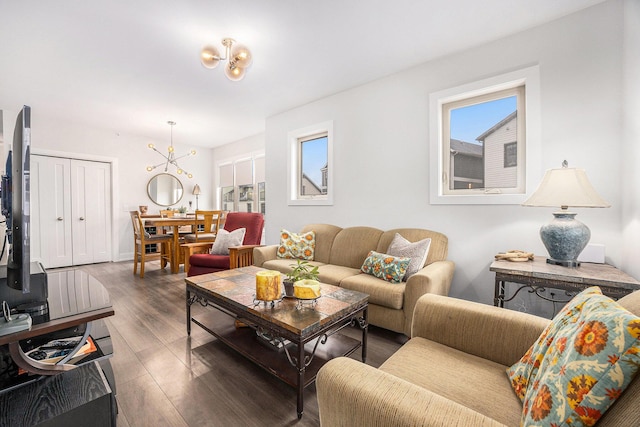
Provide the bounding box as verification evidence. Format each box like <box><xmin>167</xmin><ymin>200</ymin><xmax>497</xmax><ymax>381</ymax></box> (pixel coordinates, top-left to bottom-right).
<box><xmin>185</xmin><ymin>266</ymin><xmax>369</xmax><ymax>337</ymax></box>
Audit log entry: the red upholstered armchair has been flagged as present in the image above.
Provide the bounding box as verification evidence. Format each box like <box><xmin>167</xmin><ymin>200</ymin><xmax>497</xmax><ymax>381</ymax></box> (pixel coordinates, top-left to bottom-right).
<box><xmin>182</xmin><ymin>212</ymin><xmax>264</xmax><ymax>277</ymax></box>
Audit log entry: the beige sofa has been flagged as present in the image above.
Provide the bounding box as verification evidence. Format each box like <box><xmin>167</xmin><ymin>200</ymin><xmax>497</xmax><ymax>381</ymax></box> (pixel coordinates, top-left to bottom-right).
<box><xmin>316</xmin><ymin>291</ymin><xmax>640</xmax><ymax>426</ymax></box>
<box><xmin>253</xmin><ymin>224</ymin><xmax>455</xmax><ymax>336</ymax></box>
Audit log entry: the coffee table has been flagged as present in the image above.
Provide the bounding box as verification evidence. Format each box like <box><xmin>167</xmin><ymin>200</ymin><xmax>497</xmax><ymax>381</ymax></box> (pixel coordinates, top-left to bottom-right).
<box><xmin>185</xmin><ymin>266</ymin><xmax>369</xmax><ymax>419</ymax></box>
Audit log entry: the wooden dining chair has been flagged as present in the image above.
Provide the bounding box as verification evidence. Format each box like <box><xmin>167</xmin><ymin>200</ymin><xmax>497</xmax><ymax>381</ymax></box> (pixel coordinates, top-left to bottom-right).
<box><xmin>183</xmin><ymin>210</ymin><xmax>224</xmax><ymax>243</ymax></box>
<box><xmin>129</xmin><ymin>211</ymin><xmax>173</xmax><ymax>278</ymax></box>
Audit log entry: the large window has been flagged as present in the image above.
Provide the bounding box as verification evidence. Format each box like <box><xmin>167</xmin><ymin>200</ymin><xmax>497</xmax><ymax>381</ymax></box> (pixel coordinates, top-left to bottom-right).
<box><xmin>443</xmin><ymin>86</ymin><xmax>523</xmax><ymax>193</ymax></box>
<box><xmin>429</xmin><ymin>66</ymin><xmax>541</xmax><ymax>205</ymax></box>
<box><xmin>218</xmin><ymin>155</ymin><xmax>265</xmax><ymax>213</ymax></box>
<box><xmin>288</xmin><ymin>121</ymin><xmax>333</xmax><ymax>205</ymax></box>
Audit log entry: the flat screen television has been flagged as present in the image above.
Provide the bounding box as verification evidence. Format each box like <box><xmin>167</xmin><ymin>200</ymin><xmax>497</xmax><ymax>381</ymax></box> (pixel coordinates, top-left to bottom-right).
<box><xmin>1</xmin><ymin>106</ymin><xmax>32</xmax><ymax>294</ymax></box>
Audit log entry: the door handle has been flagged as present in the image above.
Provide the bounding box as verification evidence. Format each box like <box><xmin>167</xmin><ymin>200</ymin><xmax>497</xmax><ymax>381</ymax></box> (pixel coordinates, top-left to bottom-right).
<box><xmin>57</xmin><ymin>217</ymin><xmax>63</xmax><ymax>221</ymax></box>
<box><xmin>79</xmin><ymin>217</ymin><xmax>85</xmax><ymax>221</ymax></box>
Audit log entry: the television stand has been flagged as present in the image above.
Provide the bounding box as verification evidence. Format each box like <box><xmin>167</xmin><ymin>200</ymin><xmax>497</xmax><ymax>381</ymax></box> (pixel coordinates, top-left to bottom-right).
<box><xmin>0</xmin><ymin>268</ymin><xmax>116</xmax><ymax>426</ymax></box>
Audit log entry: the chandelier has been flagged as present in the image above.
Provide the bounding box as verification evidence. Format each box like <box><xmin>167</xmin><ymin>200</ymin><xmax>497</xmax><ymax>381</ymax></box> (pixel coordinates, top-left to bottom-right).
<box><xmin>200</xmin><ymin>38</ymin><xmax>253</xmax><ymax>81</ymax></box>
<box><xmin>146</xmin><ymin>121</ymin><xmax>196</xmax><ymax>178</ymax></box>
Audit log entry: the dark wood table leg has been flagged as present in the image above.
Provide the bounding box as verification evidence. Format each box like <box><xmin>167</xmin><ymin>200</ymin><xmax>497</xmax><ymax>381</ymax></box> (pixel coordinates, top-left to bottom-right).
<box><xmin>186</xmin><ymin>288</ymin><xmax>192</xmax><ymax>336</ymax></box>
<box><xmin>361</xmin><ymin>307</ymin><xmax>368</xmax><ymax>363</ymax></box>
<box><xmin>296</xmin><ymin>342</ymin><xmax>305</xmax><ymax>419</ymax></box>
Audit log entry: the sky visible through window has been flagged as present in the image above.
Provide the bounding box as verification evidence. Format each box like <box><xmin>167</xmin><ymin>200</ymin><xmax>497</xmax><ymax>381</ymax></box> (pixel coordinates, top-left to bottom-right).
<box><xmin>450</xmin><ymin>96</ymin><xmax>516</xmax><ymax>144</ymax></box>
<box><xmin>301</xmin><ymin>136</ymin><xmax>327</xmax><ymax>188</ymax></box>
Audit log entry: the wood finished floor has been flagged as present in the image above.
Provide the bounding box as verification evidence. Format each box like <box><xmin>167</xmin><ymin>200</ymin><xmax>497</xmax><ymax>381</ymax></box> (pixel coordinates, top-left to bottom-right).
<box><xmin>73</xmin><ymin>261</ymin><xmax>407</xmax><ymax>427</ymax></box>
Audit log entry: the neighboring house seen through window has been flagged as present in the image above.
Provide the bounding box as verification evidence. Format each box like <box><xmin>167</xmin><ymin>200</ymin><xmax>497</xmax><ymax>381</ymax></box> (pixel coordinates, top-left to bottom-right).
<box><xmin>429</xmin><ymin>66</ymin><xmax>540</xmax><ymax>205</ymax></box>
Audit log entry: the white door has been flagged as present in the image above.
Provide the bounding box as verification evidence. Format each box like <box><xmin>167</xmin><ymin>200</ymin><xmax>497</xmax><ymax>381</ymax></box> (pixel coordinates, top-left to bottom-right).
<box><xmin>32</xmin><ymin>155</ymin><xmax>112</xmax><ymax>268</ymax></box>
<box><xmin>31</xmin><ymin>155</ymin><xmax>73</xmax><ymax>268</ymax></box>
<box><xmin>70</xmin><ymin>159</ymin><xmax>111</xmax><ymax>265</ymax></box>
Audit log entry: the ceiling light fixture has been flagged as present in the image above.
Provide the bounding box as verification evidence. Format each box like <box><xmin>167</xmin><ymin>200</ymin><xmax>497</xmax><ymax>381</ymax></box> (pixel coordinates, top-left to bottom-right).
<box><xmin>146</xmin><ymin>121</ymin><xmax>196</xmax><ymax>178</ymax></box>
<box><xmin>200</xmin><ymin>38</ymin><xmax>253</xmax><ymax>81</ymax></box>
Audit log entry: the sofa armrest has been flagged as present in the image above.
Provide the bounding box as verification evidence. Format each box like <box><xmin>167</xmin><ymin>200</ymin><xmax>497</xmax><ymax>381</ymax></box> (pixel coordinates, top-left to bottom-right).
<box><xmin>317</xmin><ymin>357</ymin><xmax>507</xmax><ymax>427</ymax></box>
<box><xmin>181</xmin><ymin>242</ymin><xmax>214</xmax><ymax>274</ymax></box>
<box><xmin>411</xmin><ymin>294</ymin><xmax>549</xmax><ymax>366</ymax></box>
<box><xmin>230</xmin><ymin>245</ymin><xmax>262</xmax><ymax>269</ymax></box>
<box><xmin>402</xmin><ymin>260</ymin><xmax>455</xmax><ymax>335</ymax></box>
<box><xmin>253</xmin><ymin>245</ymin><xmax>278</xmax><ymax>267</ymax></box>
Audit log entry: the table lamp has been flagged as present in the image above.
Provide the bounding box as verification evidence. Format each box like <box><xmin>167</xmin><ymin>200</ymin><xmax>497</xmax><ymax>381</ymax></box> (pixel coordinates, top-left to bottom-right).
<box><xmin>192</xmin><ymin>184</ymin><xmax>201</xmax><ymax>210</ymax></box>
<box><xmin>522</xmin><ymin>160</ymin><xmax>610</xmax><ymax>267</ymax></box>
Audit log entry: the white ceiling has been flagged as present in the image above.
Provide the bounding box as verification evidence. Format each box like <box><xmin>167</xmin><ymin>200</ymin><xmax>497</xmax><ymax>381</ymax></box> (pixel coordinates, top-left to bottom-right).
<box><xmin>0</xmin><ymin>0</ymin><xmax>605</xmax><ymax>148</ymax></box>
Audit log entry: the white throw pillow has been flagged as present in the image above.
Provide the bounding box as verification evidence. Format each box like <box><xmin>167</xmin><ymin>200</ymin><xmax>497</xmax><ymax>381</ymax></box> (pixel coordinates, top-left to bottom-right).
<box><xmin>387</xmin><ymin>233</ymin><xmax>431</xmax><ymax>280</ymax></box>
<box><xmin>210</xmin><ymin>228</ymin><xmax>246</xmax><ymax>255</ymax></box>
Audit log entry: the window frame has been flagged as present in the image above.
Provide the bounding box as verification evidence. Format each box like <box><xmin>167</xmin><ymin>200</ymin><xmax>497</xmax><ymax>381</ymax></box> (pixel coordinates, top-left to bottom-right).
<box><xmin>288</xmin><ymin>121</ymin><xmax>334</xmax><ymax>206</ymax></box>
<box><xmin>429</xmin><ymin>66</ymin><xmax>541</xmax><ymax>205</ymax></box>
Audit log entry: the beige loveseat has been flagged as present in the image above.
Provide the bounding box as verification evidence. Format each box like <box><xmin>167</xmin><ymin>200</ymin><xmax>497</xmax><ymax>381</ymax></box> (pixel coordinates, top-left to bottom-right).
<box><xmin>253</xmin><ymin>224</ymin><xmax>455</xmax><ymax>336</ymax></box>
<box><xmin>316</xmin><ymin>291</ymin><xmax>640</xmax><ymax>426</ymax></box>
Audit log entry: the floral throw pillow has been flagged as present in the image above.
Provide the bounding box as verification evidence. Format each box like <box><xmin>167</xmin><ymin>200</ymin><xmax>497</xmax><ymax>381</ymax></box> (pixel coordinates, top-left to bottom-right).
<box><xmin>360</xmin><ymin>251</ymin><xmax>410</xmax><ymax>284</ymax></box>
<box><xmin>276</xmin><ymin>229</ymin><xmax>316</xmax><ymax>260</ymax></box>
<box><xmin>507</xmin><ymin>286</ymin><xmax>640</xmax><ymax>427</ymax></box>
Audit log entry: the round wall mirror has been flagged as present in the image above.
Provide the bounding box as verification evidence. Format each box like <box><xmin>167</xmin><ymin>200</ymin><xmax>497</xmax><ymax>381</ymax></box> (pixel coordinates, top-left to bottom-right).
<box><xmin>147</xmin><ymin>173</ymin><xmax>184</xmax><ymax>206</ymax></box>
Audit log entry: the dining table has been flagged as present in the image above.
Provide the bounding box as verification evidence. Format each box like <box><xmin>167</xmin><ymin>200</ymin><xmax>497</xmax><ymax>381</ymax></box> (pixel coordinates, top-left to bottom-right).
<box><xmin>144</xmin><ymin>215</ymin><xmax>205</xmax><ymax>273</ymax></box>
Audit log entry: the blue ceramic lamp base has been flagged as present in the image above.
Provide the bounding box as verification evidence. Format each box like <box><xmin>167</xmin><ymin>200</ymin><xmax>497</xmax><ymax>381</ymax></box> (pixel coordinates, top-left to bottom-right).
<box><xmin>540</xmin><ymin>211</ymin><xmax>590</xmax><ymax>268</ymax></box>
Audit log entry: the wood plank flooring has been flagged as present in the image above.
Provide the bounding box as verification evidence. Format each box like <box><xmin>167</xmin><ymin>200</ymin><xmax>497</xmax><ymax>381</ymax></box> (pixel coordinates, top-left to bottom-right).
<box><xmin>73</xmin><ymin>261</ymin><xmax>407</xmax><ymax>427</ymax></box>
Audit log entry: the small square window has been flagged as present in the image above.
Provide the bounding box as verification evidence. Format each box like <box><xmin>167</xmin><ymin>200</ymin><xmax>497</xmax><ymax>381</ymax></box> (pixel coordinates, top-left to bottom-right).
<box><xmin>429</xmin><ymin>66</ymin><xmax>542</xmax><ymax>205</ymax></box>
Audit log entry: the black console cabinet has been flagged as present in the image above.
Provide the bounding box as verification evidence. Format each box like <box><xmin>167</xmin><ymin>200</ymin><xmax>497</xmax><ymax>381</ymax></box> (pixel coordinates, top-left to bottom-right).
<box><xmin>0</xmin><ymin>268</ymin><xmax>115</xmax><ymax>426</ymax></box>
<box><xmin>0</xmin><ymin>361</ymin><xmax>115</xmax><ymax>427</ymax></box>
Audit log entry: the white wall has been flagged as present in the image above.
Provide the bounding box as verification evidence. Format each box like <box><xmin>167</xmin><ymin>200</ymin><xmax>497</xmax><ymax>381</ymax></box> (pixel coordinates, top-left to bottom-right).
<box><xmin>265</xmin><ymin>0</ymin><xmax>628</xmax><ymax>312</ymax></box>
<box><xmin>622</xmin><ymin>0</ymin><xmax>640</xmax><ymax>279</ymax></box>
<box><xmin>0</xmin><ymin>108</ymin><xmax>214</xmax><ymax>262</ymax></box>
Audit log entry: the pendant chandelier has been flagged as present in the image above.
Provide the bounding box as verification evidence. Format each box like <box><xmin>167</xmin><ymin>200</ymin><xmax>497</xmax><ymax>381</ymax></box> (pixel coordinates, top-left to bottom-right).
<box><xmin>200</xmin><ymin>38</ymin><xmax>253</xmax><ymax>81</ymax></box>
<box><xmin>146</xmin><ymin>121</ymin><xmax>196</xmax><ymax>178</ymax></box>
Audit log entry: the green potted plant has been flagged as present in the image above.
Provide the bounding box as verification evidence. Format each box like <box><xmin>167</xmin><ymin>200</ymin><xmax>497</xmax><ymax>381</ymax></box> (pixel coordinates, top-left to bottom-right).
<box><xmin>177</xmin><ymin>206</ymin><xmax>188</xmax><ymax>217</ymax></box>
<box><xmin>284</xmin><ymin>260</ymin><xmax>319</xmax><ymax>297</ymax></box>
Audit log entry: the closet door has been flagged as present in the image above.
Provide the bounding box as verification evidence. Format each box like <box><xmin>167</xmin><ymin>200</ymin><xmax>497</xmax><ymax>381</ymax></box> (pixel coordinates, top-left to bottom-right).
<box><xmin>31</xmin><ymin>155</ymin><xmax>73</xmax><ymax>268</ymax></box>
<box><xmin>70</xmin><ymin>160</ymin><xmax>112</xmax><ymax>265</ymax></box>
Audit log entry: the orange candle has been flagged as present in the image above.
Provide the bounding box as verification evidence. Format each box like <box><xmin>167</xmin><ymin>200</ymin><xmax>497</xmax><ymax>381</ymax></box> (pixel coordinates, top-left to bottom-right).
<box><xmin>255</xmin><ymin>270</ymin><xmax>281</xmax><ymax>301</ymax></box>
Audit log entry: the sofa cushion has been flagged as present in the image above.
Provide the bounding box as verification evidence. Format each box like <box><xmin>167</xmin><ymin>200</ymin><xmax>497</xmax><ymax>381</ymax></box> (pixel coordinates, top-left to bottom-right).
<box><xmin>276</xmin><ymin>229</ymin><xmax>316</xmax><ymax>260</ymax></box>
<box><xmin>341</xmin><ymin>273</ymin><xmax>405</xmax><ymax>310</ymax></box>
<box><xmin>328</xmin><ymin>226</ymin><xmax>383</xmax><ymax>269</ymax></box>
<box><xmin>508</xmin><ymin>286</ymin><xmax>640</xmax><ymax>427</ymax></box>
<box><xmin>316</xmin><ymin>264</ymin><xmax>362</xmax><ymax>286</ymax></box>
<box><xmin>380</xmin><ymin>337</ymin><xmax>522</xmax><ymax>427</ymax></box>
<box><xmin>387</xmin><ymin>233</ymin><xmax>431</xmax><ymax>279</ymax></box>
<box><xmin>300</xmin><ymin>224</ymin><xmax>342</xmax><ymax>264</ymax></box>
<box><xmin>189</xmin><ymin>253</ymin><xmax>230</xmax><ymax>270</ymax></box>
<box><xmin>361</xmin><ymin>251</ymin><xmax>410</xmax><ymax>284</ymax></box>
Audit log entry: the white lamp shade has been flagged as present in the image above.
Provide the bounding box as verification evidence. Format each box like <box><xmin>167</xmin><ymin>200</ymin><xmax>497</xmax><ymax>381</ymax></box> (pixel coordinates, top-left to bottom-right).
<box><xmin>192</xmin><ymin>184</ymin><xmax>201</xmax><ymax>196</ymax></box>
<box><xmin>522</xmin><ymin>166</ymin><xmax>610</xmax><ymax>209</ymax></box>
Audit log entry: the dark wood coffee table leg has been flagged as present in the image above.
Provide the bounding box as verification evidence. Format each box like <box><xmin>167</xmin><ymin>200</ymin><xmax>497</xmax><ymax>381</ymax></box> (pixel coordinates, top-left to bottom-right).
<box><xmin>362</xmin><ymin>307</ymin><xmax>368</xmax><ymax>363</ymax></box>
<box><xmin>297</xmin><ymin>341</ymin><xmax>305</xmax><ymax>419</ymax></box>
<box><xmin>186</xmin><ymin>288</ymin><xmax>192</xmax><ymax>336</ymax></box>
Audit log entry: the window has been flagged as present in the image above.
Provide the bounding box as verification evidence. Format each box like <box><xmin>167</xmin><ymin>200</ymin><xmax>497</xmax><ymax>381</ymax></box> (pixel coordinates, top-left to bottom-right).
<box><xmin>288</xmin><ymin>121</ymin><xmax>333</xmax><ymax>205</ymax></box>
<box><xmin>504</xmin><ymin>142</ymin><xmax>517</xmax><ymax>168</ymax></box>
<box><xmin>236</xmin><ymin>158</ymin><xmax>253</xmax><ymax>213</ymax></box>
<box><xmin>429</xmin><ymin>66</ymin><xmax>541</xmax><ymax>205</ymax></box>
<box><xmin>217</xmin><ymin>155</ymin><xmax>264</xmax><ymax>213</ymax></box>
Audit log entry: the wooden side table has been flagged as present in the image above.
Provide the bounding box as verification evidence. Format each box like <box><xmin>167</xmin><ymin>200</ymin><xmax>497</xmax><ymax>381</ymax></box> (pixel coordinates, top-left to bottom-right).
<box><xmin>491</xmin><ymin>256</ymin><xmax>640</xmax><ymax>308</ymax></box>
